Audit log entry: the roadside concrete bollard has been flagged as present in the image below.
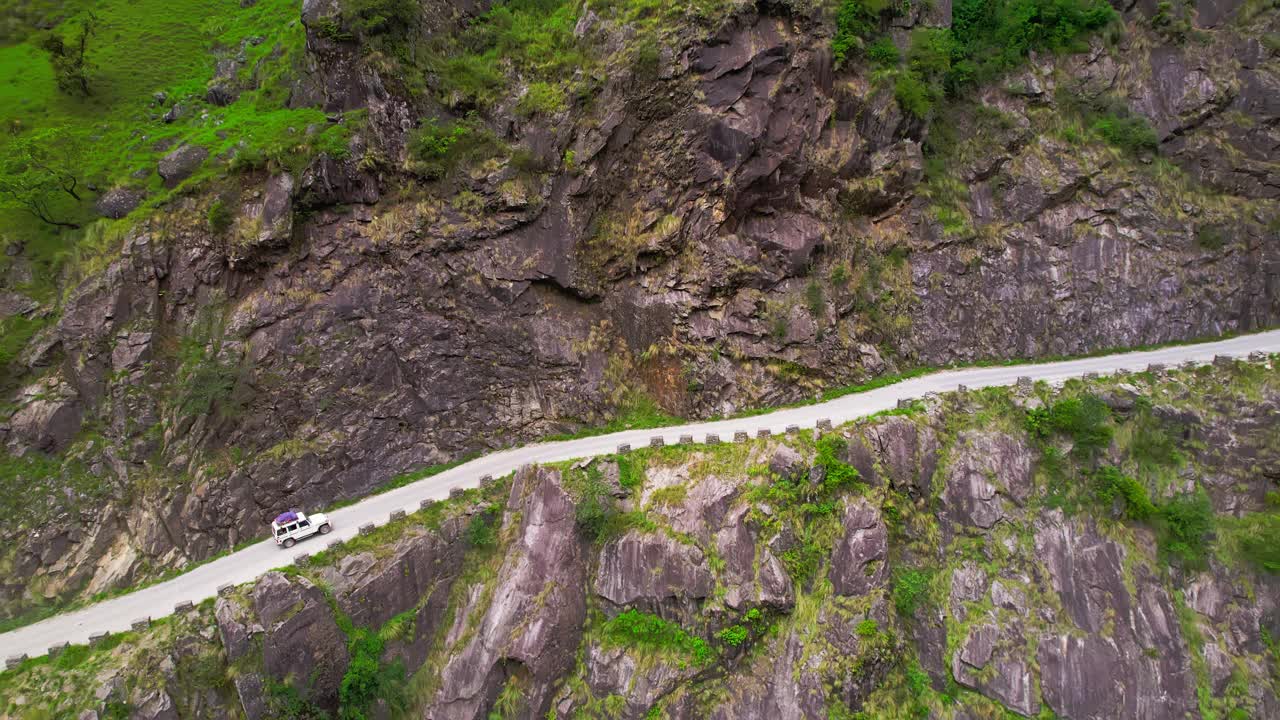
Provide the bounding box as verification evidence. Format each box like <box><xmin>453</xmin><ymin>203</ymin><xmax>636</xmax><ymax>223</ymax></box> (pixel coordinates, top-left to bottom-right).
<box><xmin>294</xmin><ymin>553</ymin><xmax>310</xmax><ymax>566</ymax></box>
<box><xmin>1016</xmin><ymin>376</ymin><xmax>1033</xmax><ymax>394</ymax></box>
<box><xmin>705</xmin><ymin>434</ymin><xmax>720</xmax><ymax>445</ymax></box>
<box><xmin>131</xmin><ymin>618</ymin><xmax>151</xmax><ymax>632</ymax></box>
<box><xmin>616</xmin><ymin>443</ymin><xmax>631</xmax><ymax>454</ymax></box>
<box><xmin>420</xmin><ymin>498</ymin><xmax>435</xmax><ymax>510</ymax></box>
<box><xmin>390</xmin><ymin>509</ymin><xmax>406</xmax><ymax>521</ymax></box>
<box><xmin>327</xmin><ymin>541</ymin><xmax>343</xmax><ymax>552</ymax></box>
<box><xmin>957</xmin><ymin>384</ymin><xmax>969</xmax><ymax>394</ymax></box>
<box><xmin>734</xmin><ymin>431</ymin><xmax>749</xmax><ymax>442</ymax></box>
<box><xmin>650</xmin><ymin>436</ymin><xmax>664</xmax><ymax>448</ymax></box>
<box><xmin>757</xmin><ymin>428</ymin><xmax>771</xmax><ymax>439</ymax></box>
<box><xmin>5</xmin><ymin>655</ymin><xmax>27</xmax><ymax>670</ymax></box>
<box><xmin>359</xmin><ymin>523</ymin><xmax>376</xmax><ymax>536</ymax></box>
<box><xmin>47</xmin><ymin>643</ymin><xmax>69</xmax><ymax>658</ymax></box>
<box><xmin>89</xmin><ymin>632</ymin><xmax>109</xmax><ymax>647</ymax></box>
<box><xmin>479</xmin><ymin>474</ymin><xmax>494</xmax><ymax>487</ymax></box>
<box><xmin>1214</xmin><ymin>355</ymin><xmax>1234</xmax><ymax>367</ymax></box>
<box><xmin>816</xmin><ymin>419</ymin><xmax>832</xmax><ymax>431</ymax></box>
<box><xmin>1181</xmin><ymin>361</ymin><xmax>1198</xmax><ymax>371</ymax></box>
<box><xmin>897</xmin><ymin>398</ymin><xmax>914</xmax><ymax>409</ymax></box>
<box><xmin>449</xmin><ymin>487</ymin><xmax>464</xmax><ymax>499</ymax></box>
<box><xmin>1249</xmin><ymin>351</ymin><xmax>1266</xmax><ymax>362</ymax></box>
<box><xmin>679</xmin><ymin>434</ymin><xmax>694</xmax><ymax>445</ymax></box>
<box><xmin>216</xmin><ymin>583</ymin><xmax>234</xmax><ymax>596</ymax></box>
<box><xmin>1147</xmin><ymin>363</ymin><xmax>1165</xmax><ymax>374</ymax></box>
<box><xmin>173</xmin><ymin>600</ymin><xmax>194</xmax><ymax>614</ymax></box>
<box><xmin>1083</xmin><ymin>372</ymin><xmax>1098</xmax><ymax>380</ymax></box>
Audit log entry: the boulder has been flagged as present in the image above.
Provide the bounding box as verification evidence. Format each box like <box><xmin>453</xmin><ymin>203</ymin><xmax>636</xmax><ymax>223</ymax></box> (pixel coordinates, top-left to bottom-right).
<box><xmin>157</xmin><ymin>145</ymin><xmax>208</xmax><ymax>187</ymax></box>
<box><xmin>94</xmin><ymin>187</ymin><xmax>145</xmax><ymax>219</ymax></box>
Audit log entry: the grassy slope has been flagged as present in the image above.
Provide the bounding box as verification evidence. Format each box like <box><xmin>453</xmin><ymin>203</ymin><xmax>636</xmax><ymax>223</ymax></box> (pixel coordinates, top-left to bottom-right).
<box><xmin>0</xmin><ymin>0</ymin><xmax>346</xmax><ymax>294</ymax></box>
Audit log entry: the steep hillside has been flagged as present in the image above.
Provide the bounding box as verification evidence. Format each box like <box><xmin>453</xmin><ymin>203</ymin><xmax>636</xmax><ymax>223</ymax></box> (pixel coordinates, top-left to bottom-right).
<box><xmin>2</xmin><ymin>358</ymin><xmax>1277</xmax><ymax>719</ymax></box>
<box><xmin>1</xmin><ymin>0</ymin><xmax>1277</xmax><ymax>629</ymax></box>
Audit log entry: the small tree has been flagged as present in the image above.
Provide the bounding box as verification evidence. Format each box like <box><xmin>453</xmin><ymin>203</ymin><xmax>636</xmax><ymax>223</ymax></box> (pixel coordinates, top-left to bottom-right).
<box><xmin>0</xmin><ymin>127</ymin><xmax>87</xmax><ymax>229</ymax></box>
<box><xmin>40</xmin><ymin>12</ymin><xmax>97</xmax><ymax>96</ymax></box>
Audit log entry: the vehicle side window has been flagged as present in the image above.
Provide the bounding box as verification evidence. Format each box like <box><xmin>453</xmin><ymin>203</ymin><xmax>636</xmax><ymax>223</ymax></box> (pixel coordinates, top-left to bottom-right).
<box><xmin>286</xmin><ymin>523</ymin><xmax>298</xmax><ymax>533</ymax></box>
<box><xmin>298</xmin><ymin>518</ymin><xmax>310</xmax><ymax>527</ymax></box>
<box><xmin>275</xmin><ymin>527</ymin><xmax>286</xmax><ymax>536</ymax></box>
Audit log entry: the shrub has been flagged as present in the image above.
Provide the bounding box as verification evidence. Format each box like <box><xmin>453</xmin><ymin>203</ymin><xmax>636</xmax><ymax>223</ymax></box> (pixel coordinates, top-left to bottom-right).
<box><xmin>717</xmin><ymin>624</ymin><xmax>749</xmax><ymax>646</ymax></box>
<box><xmin>516</xmin><ymin>81</ymin><xmax>566</xmax><ymax>116</ymax></box>
<box><xmin>867</xmin><ymin>36</ymin><xmax>900</xmax><ymax>67</ymax></box>
<box><xmin>855</xmin><ymin>618</ymin><xmax>880</xmax><ymax>637</ymax></box>
<box><xmin>895</xmin><ymin>72</ymin><xmax>935</xmax><ymax>119</ymax></box>
<box><xmin>892</xmin><ymin>568</ymin><xmax>933</xmax><ymax>617</ymax></box>
<box><xmin>207</xmin><ymin>200</ymin><xmax>233</xmax><ymax>234</ymax></box>
<box><xmin>815</xmin><ymin>435</ymin><xmax>863</xmax><ymax>494</ymax></box>
<box><xmin>948</xmin><ymin>0</ymin><xmax>1116</xmax><ymax>90</ymax></box>
<box><xmin>464</xmin><ymin>504</ymin><xmax>500</xmax><ymax>548</ymax></box>
<box><xmin>833</xmin><ymin>0</ymin><xmax>901</xmax><ymax>65</ymax></box>
<box><xmin>341</xmin><ymin>0</ymin><xmax>418</xmax><ymax>38</ymax></box>
<box><xmin>1046</xmin><ymin>395</ymin><xmax>1113</xmax><ymax>460</ymax></box>
<box><xmin>1195</xmin><ymin>225</ymin><xmax>1226</xmax><ymax>251</ymax></box>
<box><xmin>1092</xmin><ymin>465</ymin><xmax>1156</xmax><ymax>521</ymax></box>
<box><xmin>1157</xmin><ymin>491</ymin><xmax>1214</xmax><ymax>568</ymax></box>
<box><xmin>1091</xmin><ymin>113</ymin><xmax>1159</xmax><ymax>154</ymax></box>
<box><xmin>602</xmin><ymin>609</ymin><xmax>713</xmax><ymax>666</ymax></box>
<box><xmin>1239</xmin><ymin>513</ymin><xmax>1280</xmax><ymax>572</ymax></box>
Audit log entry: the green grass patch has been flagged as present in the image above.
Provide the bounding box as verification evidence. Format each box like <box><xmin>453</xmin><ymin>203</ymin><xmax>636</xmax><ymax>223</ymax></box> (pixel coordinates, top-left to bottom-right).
<box><xmin>600</xmin><ymin>609</ymin><xmax>713</xmax><ymax>668</ymax></box>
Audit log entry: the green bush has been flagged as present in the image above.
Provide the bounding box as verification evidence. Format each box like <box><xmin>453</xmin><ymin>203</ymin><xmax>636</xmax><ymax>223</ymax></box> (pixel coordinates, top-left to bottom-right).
<box><xmin>1091</xmin><ymin>113</ymin><xmax>1159</xmax><ymax>154</ymax></box>
<box><xmin>717</xmin><ymin>624</ymin><xmax>749</xmax><ymax>646</ymax></box>
<box><xmin>341</xmin><ymin>0</ymin><xmax>418</xmax><ymax>38</ymax></box>
<box><xmin>602</xmin><ymin>609</ymin><xmax>713</xmax><ymax>666</ymax></box>
<box><xmin>815</xmin><ymin>435</ymin><xmax>862</xmax><ymax>493</ymax></box>
<box><xmin>1238</xmin><ymin>513</ymin><xmax>1280</xmax><ymax>572</ymax></box>
<box><xmin>867</xmin><ymin>36</ymin><xmax>900</xmax><ymax>67</ymax></box>
<box><xmin>892</xmin><ymin>568</ymin><xmax>933</xmax><ymax>617</ymax></box>
<box><xmin>1046</xmin><ymin>395</ymin><xmax>1114</xmax><ymax>460</ymax></box>
<box><xmin>948</xmin><ymin>0</ymin><xmax>1116</xmax><ymax>90</ymax></box>
<box><xmin>833</xmin><ymin>0</ymin><xmax>896</xmax><ymax>65</ymax></box>
<box><xmin>207</xmin><ymin>200</ymin><xmax>233</xmax><ymax>234</ymax></box>
<box><xmin>338</xmin><ymin>627</ymin><xmax>407</xmax><ymax>720</ymax></box>
<box><xmin>515</xmin><ymin>81</ymin><xmax>566</xmax><ymax>116</ymax></box>
<box><xmin>1195</xmin><ymin>225</ymin><xmax>1226</xmax><ymax>251</ymax></box>
<box><xmin>1157</xmin><ymin>491</ymin><xmax>1214</xmax><ymax>568</ymax></box>
<box><xmin>894</xmin><ymin>72</ymin><xmax>935</xmax><ymax>119</ymax></box>
<box><xmin>464</xmin><ymin>504</ymin><xmax>500</xmax><ymax>548</ymax></box>
<box><xmin>855</xmin><ymin>618</ymin><xmax>879</xmax><ymax>637</ymax></box>
<box><xmin>1092</xmin><ymin>466</ymin><xmax>1156</xmax><ymax>521</ymax></box>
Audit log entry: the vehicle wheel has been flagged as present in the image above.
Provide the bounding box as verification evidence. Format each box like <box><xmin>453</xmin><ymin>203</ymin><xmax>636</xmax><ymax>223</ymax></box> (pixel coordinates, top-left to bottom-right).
<box><xmin>319</xmin><ymin>523</ymin><xmax>332</xmax><ymax>535</ymax></box>
<box><xmin>283</xmin><ymin>537</ymin><xmax>296</xmax><ymax>548</ymax></box>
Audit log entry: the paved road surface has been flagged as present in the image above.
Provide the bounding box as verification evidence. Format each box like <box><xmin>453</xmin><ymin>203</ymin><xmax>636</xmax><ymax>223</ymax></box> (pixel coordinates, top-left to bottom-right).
<box><xmin>3</xmin><ymin>331</ymin><xmax>1278</xmax><ymax>660</ymax></box>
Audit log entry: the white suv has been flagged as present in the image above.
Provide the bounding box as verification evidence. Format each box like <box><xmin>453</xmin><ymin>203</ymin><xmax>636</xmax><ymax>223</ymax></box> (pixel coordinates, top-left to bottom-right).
<box><xmin>272</xmin><ymin>510</ymin><xmax>332</xmax><ymax>548</ymax></box>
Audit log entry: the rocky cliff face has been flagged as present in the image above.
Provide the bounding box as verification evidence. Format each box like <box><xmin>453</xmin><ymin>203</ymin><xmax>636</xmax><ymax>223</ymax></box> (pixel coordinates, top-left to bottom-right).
<box><xmin>4</xmin><ymin>360</ymin><xmax>1277</xmax><ymax>719</ymax></box>
<box><xmin>1</xmin><ymin>0</ymin><xmax>1278</xmax><ymax>626</ymax></box>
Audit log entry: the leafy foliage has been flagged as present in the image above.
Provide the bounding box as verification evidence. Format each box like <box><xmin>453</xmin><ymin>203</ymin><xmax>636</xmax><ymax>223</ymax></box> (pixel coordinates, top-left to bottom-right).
<box><xmin>0</xmin><ymin>127</ymin><xmax>87</xmax><ymax>228</ymax></box>
<box><xmin>1156</xmin><ymin>490</ymin><xmax>1214</xmax><ymax>569</ymax></box>
<box><xmin>1092</xmin><ymin>465</ymin><xmax>1156</xmax><ymax>521</ymax></box>
<box><xmin>892</xmin><ymin>568</ymin><xmax>933</xmax><ymax>617</ymax></box>
<box><xmin>338</xmin><ymin>627</ymin><xmax>407</xmax><ymax>720</ymax></box>
<box><xmin>40</xmin><ymin>12</ymin><xmax>97</xmax><ymax>96</ymax></box>
<box><xmin>716</xmin><ymin>624</ymin><xmax>749</xmax><ymax>646</ymax></box>
<box><xmin>602</xmin><ymin>609</ymin><xmax>713</xmax><ymax>667</ymax></box>
<box><xmin>464</xmin><ymin>504</ymin><xmax>500</xmax><ymax>548</ymax></box>
<box><xmin>1026</xmin><ymin>395</ymin><xmax>1114</xmax><ymax>460</ymax></box>
<box><xmin>948</xmin><ymin>0</ymin><xmax>1117</xmax><ymax>91</ymax></box>
<box><xmin>832</xmin><ymin>0</ymin><xmax>896</xmax><ymax>66</ymax></box>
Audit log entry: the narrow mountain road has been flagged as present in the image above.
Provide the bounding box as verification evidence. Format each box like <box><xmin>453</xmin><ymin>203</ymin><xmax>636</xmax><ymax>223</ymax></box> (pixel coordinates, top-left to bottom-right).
<box><xmin>4</xmin><ymin>331</ymin><xmax>1279</xmax><ymax>660</ymax></box>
